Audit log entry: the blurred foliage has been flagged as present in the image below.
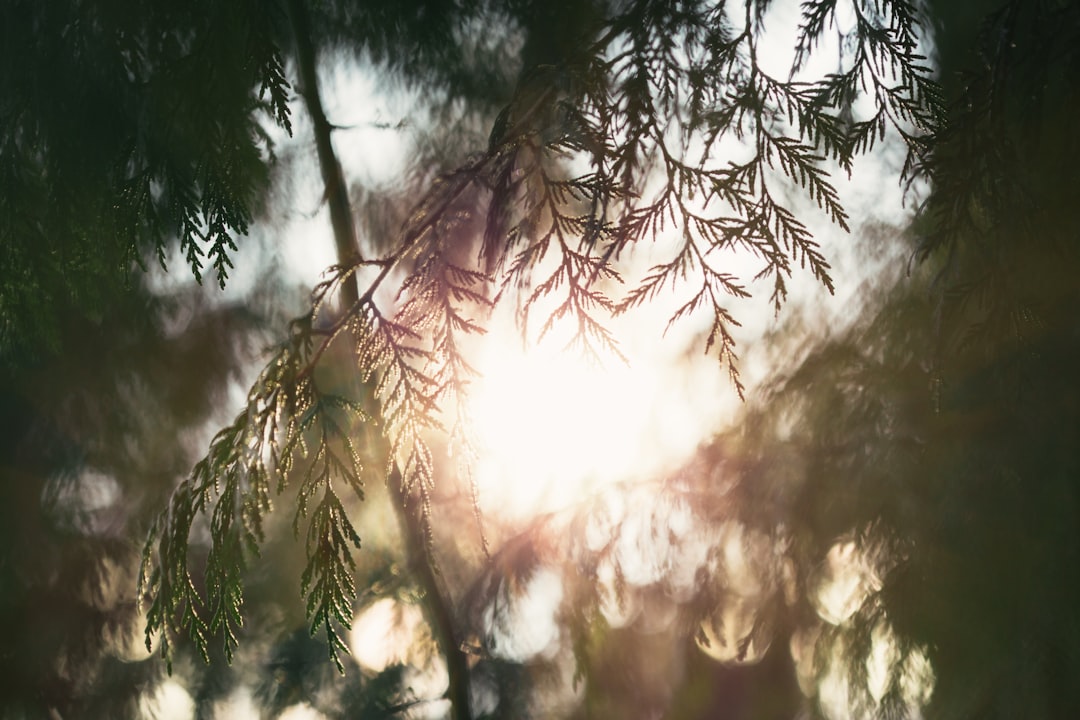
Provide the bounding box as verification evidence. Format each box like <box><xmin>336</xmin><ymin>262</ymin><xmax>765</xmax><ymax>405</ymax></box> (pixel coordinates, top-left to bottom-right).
<box><xmin>4</xmin><ymin>0</ymin><xmax>1080</xmax><ymax>719</ymax></box>
<box><xmin>0</xmin><ymin>0</ymin><xmax>290</xmax><ymax>360</ymax></box>
<box><xmin>141</xmin><ymin>6</ymin><xmax>940</xmax><ymax>711</ymax></box>
<box><xmin>0</xmin><ymin>282</ymin><xmax>264</xmax><ymax>716</ymax></box>
<box><xmin>442</xmin><ymin>2</ymin><xmax>1080</xmax><ymax>718</ymax></box>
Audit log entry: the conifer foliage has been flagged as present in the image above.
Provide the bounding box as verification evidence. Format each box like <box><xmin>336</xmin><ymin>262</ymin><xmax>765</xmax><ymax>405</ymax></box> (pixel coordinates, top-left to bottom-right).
<box><xmin>8</xmin><ymin>0</ymin><xmax>1080</xmax><ymax>717</ymax></box>
<box><xmin>0</xmin><ymin>0</ymin><xmax>292</xmax><ymax>361</ymax></box>
<box><xmin>127</xmin><ymin>0</ymin><xmax>944</xmax><ymax>702</ymax></box>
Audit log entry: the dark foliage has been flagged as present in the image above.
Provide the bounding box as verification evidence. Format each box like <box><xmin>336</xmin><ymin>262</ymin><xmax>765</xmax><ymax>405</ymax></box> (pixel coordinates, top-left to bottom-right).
<box><xmin>4</xmin><ymin>0</ymin><xmax>1080</xmax><ymax>718</ymax></box>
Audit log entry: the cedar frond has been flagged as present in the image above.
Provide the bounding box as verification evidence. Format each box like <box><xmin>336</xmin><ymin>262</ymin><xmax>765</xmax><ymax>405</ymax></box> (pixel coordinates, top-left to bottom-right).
<box><xmin>140</xmin><ymin>315</ymin><xmax>370</xmax><ymax>671</ymax></box>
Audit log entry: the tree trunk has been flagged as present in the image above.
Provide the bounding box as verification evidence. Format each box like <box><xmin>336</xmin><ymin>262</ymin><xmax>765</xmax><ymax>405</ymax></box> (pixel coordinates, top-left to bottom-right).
<box><xmin>286</xmin><ymin>1</ymin><xmax>473</xmax><ymax>717</ymax></box>
<box><xmin>287</xmin><ymin>0</ymin><xmax>361</xmax><ymax>309</ymax></box>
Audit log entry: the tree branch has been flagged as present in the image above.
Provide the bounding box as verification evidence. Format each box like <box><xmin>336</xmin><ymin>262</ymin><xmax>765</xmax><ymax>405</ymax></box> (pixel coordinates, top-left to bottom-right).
<box><xmin>286</xmin><ymin>3</ymin><xmax>473</xmax><ymax>717</ymax></box>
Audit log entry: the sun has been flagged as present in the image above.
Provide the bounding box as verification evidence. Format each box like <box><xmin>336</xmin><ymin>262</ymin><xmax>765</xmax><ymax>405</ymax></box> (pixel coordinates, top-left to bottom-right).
<box><xmin>468</xmin><ymin>338</ymin><xmax>640</xmax><ymax>520</ymax></box>
<box><xmin>463</xmin><ymin>303</ymin><xmax>736</xmax><ymax>523</ymax></box>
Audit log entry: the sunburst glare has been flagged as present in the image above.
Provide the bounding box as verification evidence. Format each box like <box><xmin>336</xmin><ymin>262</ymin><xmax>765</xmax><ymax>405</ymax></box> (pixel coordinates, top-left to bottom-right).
<box><xmin>466</xmin><ymin>297</ymin><xmax>734</xmax><ymax>522</ymax></box>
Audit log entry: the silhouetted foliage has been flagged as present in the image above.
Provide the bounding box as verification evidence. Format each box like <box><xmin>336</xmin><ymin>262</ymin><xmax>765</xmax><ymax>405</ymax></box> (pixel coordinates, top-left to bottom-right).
<box><xmin>136</xmin><ymin>5</ymin><xmax>940</xmax><ymax>706</ymax></box>
<box><xmin>5</xmin><ymin>0</ymin><xmax>1080</xmax><ymax>718</ymax></box>
<box><xmin>0</xmin><ymin>0</ymin><xmax>292</xmax><ymax>362</ymax></box>
<box><xmin>0</xmin><ymin>282</ymin><xmax>272</xmax><ymax>717</ymax></box>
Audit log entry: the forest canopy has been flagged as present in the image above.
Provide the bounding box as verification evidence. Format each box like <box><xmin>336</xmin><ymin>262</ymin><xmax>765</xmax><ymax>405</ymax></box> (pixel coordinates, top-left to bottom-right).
<box><xmin>2</xmin><ymin>0</ymin><xmax>1079</xmax><ymax>719</ymax></box>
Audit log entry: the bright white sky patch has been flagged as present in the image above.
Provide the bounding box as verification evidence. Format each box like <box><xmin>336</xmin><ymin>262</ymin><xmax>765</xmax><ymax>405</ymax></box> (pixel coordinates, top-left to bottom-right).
<box><xmin>211</xmin><ymin>687</ymin><xmax>260</xmax><ymax>720</ymax></box>
<box><xmin>350</xmin><ymin>597</ymin><xmax>426</xmax><ymax>672</ymax></box>
<box><xmin>349</xmin><ymin>598</ymin><xmax>450</xmax><ymax>715</ymax></box>
<box><xmin>813</xmin><ymin>539</ymin><xmax>883</xmax><ymax>625</ymax></box>
<box><xmin>278</xmin><ymin>703</ymin><xmax>329</xmax><ymax>720</ymax></box>
<box><xmin>484</xmin><ymin>568</ymin><xmax>564</xmax><ymax>662</ymax></box>
<box><xmin>141</xmin><ymin>679</ymin><xmax>194</xmax><ymax>720</ymax></box>
<box><xmin>264</xmin><ymin>55</ymin><xmax>418</xmax><ymax>289</ymax></box>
